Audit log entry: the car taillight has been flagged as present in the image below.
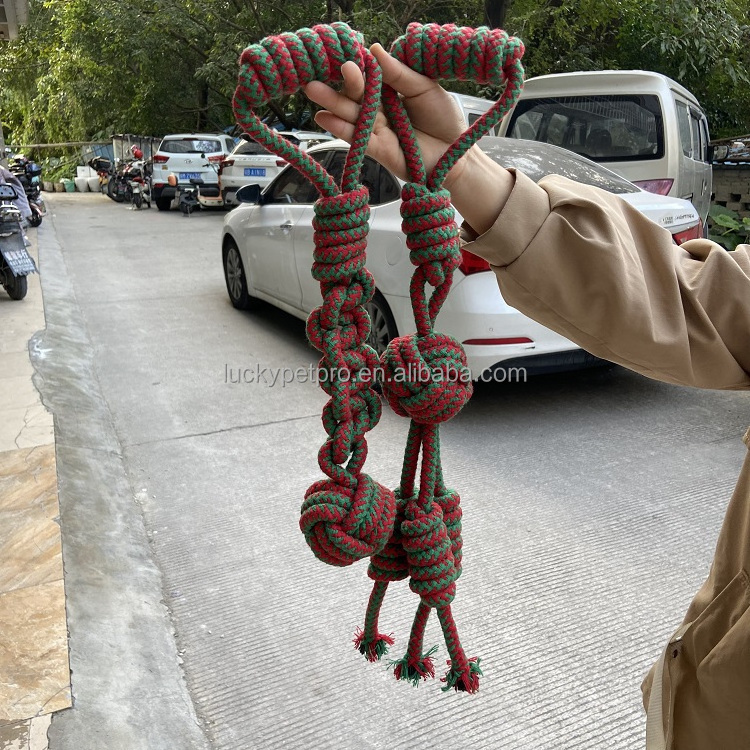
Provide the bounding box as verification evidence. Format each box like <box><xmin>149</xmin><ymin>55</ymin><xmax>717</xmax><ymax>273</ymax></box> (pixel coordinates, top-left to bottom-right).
<box><xmin>458</xmin><ymin>248</ymin><xmax>491</xmax><ymax>275</ymax></box>
<box><xmin>672</xmin><ymin>221</ymin><xmax>703</xmax><ymax>245</ymax></box>
<box><xmin>276</xmin><ymin>159</ymin><xmax>287</xmax><ymax>167</ymax></box>
<box><xmin>463</xmin><ymin>337</ymin><xmax>534</xmax><ymax>346</ymax></box>
<box><xmin>153</xmin><ymin>154</ymin><xmax>169</xmax><ymax>163</ymax></box>
<box><xmin>207</xmin><ymin>154</ymin><xmax>224</xmax><ymax>163</ymax></box>
<box><xmin>632</xmin><ymin>178</ymin><xmax>674</xmax><ymax>195</ymax></box>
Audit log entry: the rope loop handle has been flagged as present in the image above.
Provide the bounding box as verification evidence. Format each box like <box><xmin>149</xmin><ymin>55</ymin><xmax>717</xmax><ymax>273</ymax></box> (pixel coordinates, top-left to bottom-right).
<box><xmin>233</xmin><ymin>24</ymin><xmax>396</xmax><ymax>569</ymax></box>
<box><xmin>390</xmin><ymin>22</ymin><xmax>525</xmax><ymax>189</ymax></box>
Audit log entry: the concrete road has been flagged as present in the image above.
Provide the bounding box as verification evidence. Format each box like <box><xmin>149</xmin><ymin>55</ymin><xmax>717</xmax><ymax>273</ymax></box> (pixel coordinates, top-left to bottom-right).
<box><xmin>35</xmin><ymin>192</ymin><xmax>749</xmax><ymax>750</ymax></box>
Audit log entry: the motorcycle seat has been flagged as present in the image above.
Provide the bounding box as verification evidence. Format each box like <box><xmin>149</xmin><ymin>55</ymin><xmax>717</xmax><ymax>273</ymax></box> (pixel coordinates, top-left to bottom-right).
<box><xmin>189</xmin><ymin>177</ymin><xmax>205</xmax><ymax>186</ymax></box>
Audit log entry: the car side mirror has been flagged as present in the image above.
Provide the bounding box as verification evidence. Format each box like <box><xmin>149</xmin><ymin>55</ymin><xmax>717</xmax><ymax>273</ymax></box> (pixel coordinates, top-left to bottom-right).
<box><xmin>0</xmin><ymin>184</ymin><xmax>18</xmax><ymax>199</ymax></box>
<box><xmin>711</xmin><ymin>144</ymin><xmax>728</xmax><ymax>162</ymax></box>
<box><xmin>235</xmin><ymin>184</ymin><xmax>262</xmax><ymax>204</ymax></box>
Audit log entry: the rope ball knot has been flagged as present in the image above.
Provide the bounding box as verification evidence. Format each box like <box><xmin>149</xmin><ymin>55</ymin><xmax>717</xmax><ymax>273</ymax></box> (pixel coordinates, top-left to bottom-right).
<box><xmin>300</xmin><ymin>473</ymin><xmax>397</xmax><ymax>567</ymax></box>
<box><xmin>380</xmin><ymin>332</ymin><xmax>473</xmax><ymax>424</ymax></box>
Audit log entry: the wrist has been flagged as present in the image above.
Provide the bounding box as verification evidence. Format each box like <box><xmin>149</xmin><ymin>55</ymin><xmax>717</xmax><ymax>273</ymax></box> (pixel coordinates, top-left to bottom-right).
<box><xmin>445</xmin><ymin>145</ymin><xmax>513</xmax><ymax>236</ymax></box>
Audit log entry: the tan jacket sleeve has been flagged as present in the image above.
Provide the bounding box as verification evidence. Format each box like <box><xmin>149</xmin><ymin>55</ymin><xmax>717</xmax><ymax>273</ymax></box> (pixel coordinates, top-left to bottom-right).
<box><xmin>463</xmin><ymin>169</ymin><xmax>750</xmax><ymax>390</ymax></box>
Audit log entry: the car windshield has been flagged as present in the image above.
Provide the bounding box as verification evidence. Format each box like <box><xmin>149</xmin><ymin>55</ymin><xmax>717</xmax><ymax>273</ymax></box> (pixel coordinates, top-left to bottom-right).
<box><xmin>160</xmin><ymin>138</ymin><xmax>222</xmax><ymax>154</ymax></box>
<box><xmin>479</xmin><ymin>136</ymin><xmax>639</xmax><ymax>194</ymax></box>
<box><xmin>506</xmin><ymin>95</ymin><xmax>664</xmax><ymax>163</ymax></box>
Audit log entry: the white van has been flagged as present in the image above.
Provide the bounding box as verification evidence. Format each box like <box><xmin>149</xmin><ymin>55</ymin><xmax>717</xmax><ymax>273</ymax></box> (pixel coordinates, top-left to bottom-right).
<box><xmin>498</xmin><ymin>70</ymin><xmax>713</xmax><ymax>224</ymax></box>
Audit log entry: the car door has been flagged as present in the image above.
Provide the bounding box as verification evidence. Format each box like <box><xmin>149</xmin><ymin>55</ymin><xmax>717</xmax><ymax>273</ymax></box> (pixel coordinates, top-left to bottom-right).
<box><xmin>247</xmin><ymin>164</ymin><xmax>322</xmax><ymax>308</ymax></box>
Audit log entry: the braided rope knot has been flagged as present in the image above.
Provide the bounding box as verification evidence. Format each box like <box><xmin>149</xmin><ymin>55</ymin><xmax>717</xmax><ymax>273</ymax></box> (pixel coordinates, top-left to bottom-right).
<box><xmin>401</xmin><ymin>502</ymin><xmax>457</xmax><ymax>608</ymax></box>
<box><xmin>392</xmin><ymin>22</ymin><xmax>525</xmax><ymax>87</ymax></box>
<box><xmin>367</xmin><ymin>490</ymin><xmax>410</xmax><ymax>583</ymax></box>
<box><xmin>300</xmin><ymin>473</ymin><xmax>396</xmax><ymax>567</ymax></box>
<box><xmin>236</xmin><ymin>23</ymin><xmax>364</xmax><ymax>107</ymax></box>
<box><xmin>401</xmin><ymin>183</ymin><xmax>460</xmax><ymax>288</ymax></box>
<box><xmin>312</xmin><ymin>188</ymin><xmax>370</xmax><ymax>286</ymax></box>
<box><xmin>380</xmin><ymin>333</ymin><xmax>472</xmax><ymax>424</ymax></box>
<box><xmin>436</xmin><ymin>490</ymin><xmax>463</xmax><ymax>576</ymax></box>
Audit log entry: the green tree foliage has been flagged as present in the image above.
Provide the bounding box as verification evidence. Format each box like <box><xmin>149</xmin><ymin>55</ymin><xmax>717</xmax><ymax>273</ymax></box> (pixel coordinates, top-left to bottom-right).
<box><xmin>1</xmin><ymin>0</ymin><xmax>748</xmax><ymax>145</ymax></box>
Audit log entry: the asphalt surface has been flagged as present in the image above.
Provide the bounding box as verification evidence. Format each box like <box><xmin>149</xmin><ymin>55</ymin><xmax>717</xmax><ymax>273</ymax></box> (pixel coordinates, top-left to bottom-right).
<box><xmin>36</xmin><ymin>192</ymin><xmax>750</xmax><ymax>750</ymax></box>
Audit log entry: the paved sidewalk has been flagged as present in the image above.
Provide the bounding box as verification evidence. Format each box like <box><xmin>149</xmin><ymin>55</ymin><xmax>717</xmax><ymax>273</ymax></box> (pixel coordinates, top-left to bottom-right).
<box><xmin>0</xmin><ymin>225</ymin><xmax>71</xmax><ymax>750</ymax></box>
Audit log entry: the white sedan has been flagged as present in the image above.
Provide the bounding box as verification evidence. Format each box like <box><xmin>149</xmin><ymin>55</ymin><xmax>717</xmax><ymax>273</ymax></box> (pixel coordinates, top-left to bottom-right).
<box><xmin>220</xmin><ymin>131</ymin><xmax>333</xmax><ymax>206</ymax></box>
<box><xmin>221</xmin><ymin>137</ymin><xmax>702</xmax><ymax>380</ymax></box>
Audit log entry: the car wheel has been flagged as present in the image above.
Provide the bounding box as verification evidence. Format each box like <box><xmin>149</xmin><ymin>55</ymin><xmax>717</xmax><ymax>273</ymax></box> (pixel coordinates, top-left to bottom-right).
<box><xmin>365</xmin><ymin>292</ymin><xmax>398</xmax><ymax>357</ymax></box>
<box><xmin>223</xmin><ymin>240</ymin><xmax>259</xmax><ymax>310</ymax></box>
<box><xmin>156</xmin><ymin>197</ymin><xmax>171</xmax><ymax>212</ymax></box>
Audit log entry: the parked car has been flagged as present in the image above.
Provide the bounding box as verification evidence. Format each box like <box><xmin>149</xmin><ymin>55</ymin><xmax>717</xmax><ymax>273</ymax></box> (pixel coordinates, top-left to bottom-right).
<box><xmin>498</xmin><ymin>71</ymin><xmax>713</xmax><ymax>226</ymax></box>
<box><xmin>220</xmin><ymin>131</ymin><xmax>333</xmax><ymax>206</ymax></box>
<box><xmin>448</xmin><ymin>92</ymin><xmax>497</xmax><ymax>133</ymax></box>
<box><xmin>221</xmin><ymin>137</ymin><xmax>702</xmax><ymax>380</ymax></box>
<box><xmin>151</xmin><ymin>133</ymin><xmax>235</xmax><ymax>211</ymax></box>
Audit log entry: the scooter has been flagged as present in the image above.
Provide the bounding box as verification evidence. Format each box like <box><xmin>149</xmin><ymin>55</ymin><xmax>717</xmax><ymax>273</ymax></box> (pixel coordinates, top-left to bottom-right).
<box><xmin>9</xmin><ymin>155</ymin><xmax>46</xmax><ymax>227</ymax></box>
<box><xmin>168</xmin><ymin>158</ymin><xmax>224</xmax><ymax>216</ymax></box>
<box><xmin>0</xmin><ymin>184</ymin><xmax>37</xmax><ymax>300</ymax></box>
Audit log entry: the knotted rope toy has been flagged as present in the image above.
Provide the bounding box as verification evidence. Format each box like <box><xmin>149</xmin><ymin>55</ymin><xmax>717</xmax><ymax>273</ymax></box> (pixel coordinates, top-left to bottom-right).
<box><xmin>233</xmin><ymin>24</ymin><xmax>397</xmax><ymax>572</ymax></box>
<box><xmin>232</xmin><ymin>21</ymin><xmax>524</xmax><ymax>694</ymax></box>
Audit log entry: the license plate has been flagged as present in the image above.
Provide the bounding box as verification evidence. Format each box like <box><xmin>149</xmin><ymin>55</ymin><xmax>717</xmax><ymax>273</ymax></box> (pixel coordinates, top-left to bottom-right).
<box><xmin>244</xmin><ymin>167</ymin><xmax>266</xmax><ymax>177</ymax></box>
<box><xmin>179</xmin><ymin>172</ymin><xmax>201</xmax><ymax>180</ymax></box>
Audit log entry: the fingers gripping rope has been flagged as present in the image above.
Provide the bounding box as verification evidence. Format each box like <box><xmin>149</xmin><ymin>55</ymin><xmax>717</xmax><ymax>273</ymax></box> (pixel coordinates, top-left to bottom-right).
<box><xmin>233</xmin><ymin>25</ymin><xmax>396</xmax><ymax>569</ymax></box>
<box><xmin>355</xmin><ymin>23</ymin><xmax>525</xmax><ymax>693</ymax></box>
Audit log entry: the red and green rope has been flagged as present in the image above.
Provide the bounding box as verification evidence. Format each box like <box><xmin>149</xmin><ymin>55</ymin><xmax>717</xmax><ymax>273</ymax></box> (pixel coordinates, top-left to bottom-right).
<box><xmin>232</xmin><ymin>21</ymin><xmax>525</xmax><ymax>695</ymax></box>
<box><xmin>233</xmin><ymin>23</ymin><xmax>396</xmax><ymax>571</ymax></box>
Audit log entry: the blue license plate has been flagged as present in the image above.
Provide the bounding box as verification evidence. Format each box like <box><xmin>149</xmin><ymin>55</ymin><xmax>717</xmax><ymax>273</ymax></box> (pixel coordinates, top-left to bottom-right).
<box><xmin>244</xmin><ymin>167</ymin><xmax>266</xmax><ymax>177</ymax></box>
<box><xmin>179</xmin><ymin>172</ymin><xmax>201</xmax><ymax>180</ymax></box>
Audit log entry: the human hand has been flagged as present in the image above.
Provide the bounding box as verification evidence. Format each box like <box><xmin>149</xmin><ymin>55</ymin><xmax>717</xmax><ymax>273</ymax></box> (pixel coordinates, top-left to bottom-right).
<box><xmin>305</xmin><ymin>41</ymin><xmax>514</xmax><ymax>235</ymax></box>
<box><xmin>305</xmin><ymin>43</ymin><xmax>469</xmax><ymax>186</ymax></box>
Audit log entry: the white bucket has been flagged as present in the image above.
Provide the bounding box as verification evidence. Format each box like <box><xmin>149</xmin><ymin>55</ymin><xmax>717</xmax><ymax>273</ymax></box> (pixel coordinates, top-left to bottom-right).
<box><xmin>74</xmin><ymin>177</ymin><xmax>90</xmax><ymax>193</ymax></box>
<box><xmin>87</xmin><ymin>176</ymin><xmax>101</xmax><ymax>192</ymax></box>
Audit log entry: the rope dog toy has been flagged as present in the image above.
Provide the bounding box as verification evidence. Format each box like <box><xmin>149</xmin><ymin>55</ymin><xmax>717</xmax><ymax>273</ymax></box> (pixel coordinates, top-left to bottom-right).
<box><xmin>233</xmin><ymin>24</ymin><xmax>396</xmax><ymax>568</ymax></box>
<box><xmin>355</xmin><ymin>22</ymin><xmax>525</xmax><ymax>693</ymax></box>
<box><xmin>232</xmin><ymin>21</ymin><xmax>525</xmax><ymax>694</ymax></box>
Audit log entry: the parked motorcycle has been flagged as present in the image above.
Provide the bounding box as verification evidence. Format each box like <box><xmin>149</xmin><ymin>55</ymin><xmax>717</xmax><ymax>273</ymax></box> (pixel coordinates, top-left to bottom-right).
<box><xmin>127</xmin><ymin>147</ymin><xmax>152</xmax><ymax>210</ymax></box>
<box><xmin>87</xmin><ymin>155</ymin><xmax>115</xmax><ymax>194</ymax></box>
<box><xmin>0</xmin><ymin>183</ymin><xmax>37</xmax><ymax>300</ymax></box>
<box><xmin>106</xmin><ymin>159</ymin><xmax>134</xmax><ymax>203</ymax></box>
<box><xmin>8</xmin><ymin>154</ymin><xmax>46</xmax><ymax>227</ymax></box>
<box><xmin>168</xmin><ymin>159</ymin><xmax>223</xmax><ymax>216</ymax></box>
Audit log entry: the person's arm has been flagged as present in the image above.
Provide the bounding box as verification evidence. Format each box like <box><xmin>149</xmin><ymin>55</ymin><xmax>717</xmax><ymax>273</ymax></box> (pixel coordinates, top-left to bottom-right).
<box><xmin>306</xmin><ymin>45</ymin><xmax>750</xmax><ymax>390</ymax></box>
<box><xmin>465</xmin><ymin>169</ymin><xmax>750</xmax><ymax>389</ymax></box>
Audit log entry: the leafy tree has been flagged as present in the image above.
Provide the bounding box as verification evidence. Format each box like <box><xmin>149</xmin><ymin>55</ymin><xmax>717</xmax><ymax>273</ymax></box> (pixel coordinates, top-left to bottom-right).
<box><xmin>2</xmin><ymin>0</ymin><xmax>748</xmax><ymax>147</ymax></box>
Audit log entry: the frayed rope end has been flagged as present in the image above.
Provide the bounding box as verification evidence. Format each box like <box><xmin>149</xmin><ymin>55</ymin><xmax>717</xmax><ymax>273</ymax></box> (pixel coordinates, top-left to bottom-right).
<box><xmin>389</xmin><ymin>645</ymin><xmax>438</xmax><ymax>685</ymax></box>
<box><xmin>441</xmin><ymin>657</ymin><xmax>482</xmax><ymax>694</ymax></box>
<box><xmin>353</xmin><ymin>628</ymin><xmax>395</xmax><ymax>662</ymax></box>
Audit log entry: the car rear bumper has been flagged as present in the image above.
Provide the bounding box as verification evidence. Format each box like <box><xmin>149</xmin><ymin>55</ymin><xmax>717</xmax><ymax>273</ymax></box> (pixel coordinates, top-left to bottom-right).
<box><xmin>386</xmin><ymin>271</ymin><xmax>588</xmax><ymax>379</ymax></box>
